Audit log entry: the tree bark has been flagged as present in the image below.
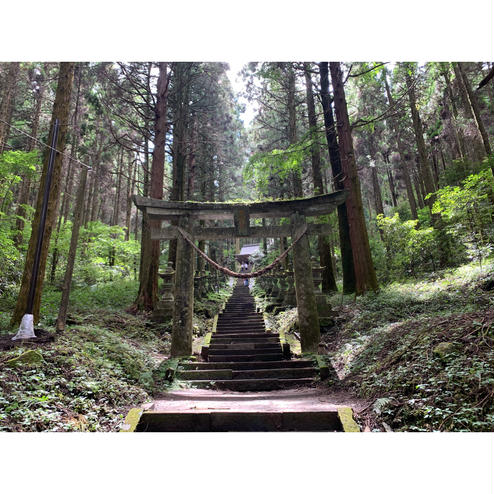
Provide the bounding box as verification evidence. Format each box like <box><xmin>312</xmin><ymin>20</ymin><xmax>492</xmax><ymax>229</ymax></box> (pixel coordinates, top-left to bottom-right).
<box><xmin>56</xmin><ymin>166</ymin><xmax>88</xmax><ymax>331</ymax></box>
<box><xmin>168</xmin><ymin>62</ymin><xmax>192</xmax><ymax>268</ymax></box>
<box><xmin>452</xmin><ymin>63</ymin><xmax>485</xmax><ymax>162</ymax></box>
<box><xmin>14</xmin><ymin>65</ymin><xmax>46</xmax><ymax>248</ymax></box>
<box><xmin>304</xmin><ymin>64</ymin><xmax>337</xmax><ymax>293</ymax></box>
<box><xmin>287</xmin><ymin>64</ymin><xmax>303</xmax><ymax>197</ymax></box>
<box><xmin>318</xmin><ymin>62</ymin><xmax>355</xmax><ymax>294</ymax></box>
<box><xmin>385</xmin><ymin>154</ymin><xmax>398</xmax><ymax>208</ymax></box>
<box><xmin>0</xmin><ymin>62</ymin><xmax>20</xmax><ymax>153</ymax></box>
<box><xmin>441</xmin><ymin>64</ymin><xmax>467</xmax><ymax>160</ymax></box>
<box><xmin>405</xmin><ymin>65</ymin><xmax>436</xmax><ymax>209</ymax></box>
<box><xmin>125</xmin><ymin>156</ymin><xmax>135</xmax><ymax>241</ymax></box>
<box><xmin>134</xmin><ymin>62</ymin><xmax>169</xmax><ymax>311</ymax></box>
<box><xmin>329</xmin><ymin>62</ymin><xmax>378</xmax><ymax>295</ymax></box>
<box><xmin>455</xmin><ymin>63</ymin><xmax>492</xmax><ymax>166</ymax></box>
<box><xmin>11</xmin><ymin>62</ymin><xmax>75</xmax><ymax>328</ymax></box>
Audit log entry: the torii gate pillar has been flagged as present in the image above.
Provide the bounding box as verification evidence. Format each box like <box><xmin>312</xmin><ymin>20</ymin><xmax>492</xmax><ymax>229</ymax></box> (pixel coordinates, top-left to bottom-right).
<box><xmin>171</xmin><ymin>215</ymin><xmax>196</xmax><ymax>357</ymax></box>
<box><xmin>291</xmin><ymin>212</ymin><xmax>320</xmax><ymax>353</ymax></box>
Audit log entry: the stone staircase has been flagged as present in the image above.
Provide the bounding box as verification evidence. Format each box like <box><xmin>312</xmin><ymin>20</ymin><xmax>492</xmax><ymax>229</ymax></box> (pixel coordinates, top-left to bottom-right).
<box><xmin>177</xmin><ymin>280</ymin><xmax>319</xmax><ymax>391</ymax></box>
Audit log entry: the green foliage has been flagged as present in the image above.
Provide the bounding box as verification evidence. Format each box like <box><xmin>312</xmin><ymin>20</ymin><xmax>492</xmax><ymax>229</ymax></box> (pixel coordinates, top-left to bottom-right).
<box><xmin>328</xmin><ymin>260</ymin><xmax>494</xmax><ymax>431</ymax></box>
<box><xmin>0</xmin><ymin>151</ymin><xmax>40</xmax><ymax>288</ymax></box>
<box><xmin>375</xmin><ymin>213</ymin><xmax>439</xmax><ymax>280</ymax></box>
<box><xmin>0</xmin><ymin>150</ymin><xmax>38</xmax><ymax>195</ymax></box>
<box><xmin>48</xmin><ymin>220</ymin><xmax>140</xmax><ymax>286</ymax></box>
<box><xmin>244</xmin><ymin>141</ymin><xmax>309</xmax><ymax>196</ymax></box>
<box><xmin>432</xmin><ymin>169</ymin><xmax>494</xmax><ymax>262</ymax></box>
<box><xmin>0</xmin><ymin>322</ymin><xmax>159</xmax><ymax>431</ymax></box>
<box><xmin>0</xmin><ymin>280</ymin><xmax>171</xmax><ymax>431</ymax></box>
<box><xmin>372</xmin><ymin>170</ymin><xmax>492</xmax><ymax>281</ymax></box>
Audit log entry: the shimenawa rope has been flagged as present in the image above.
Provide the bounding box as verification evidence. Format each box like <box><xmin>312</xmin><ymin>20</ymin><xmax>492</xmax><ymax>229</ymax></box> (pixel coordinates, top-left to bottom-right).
<box><xmin>176</xmin><ymin>224</ymin><xmax>307</xmax><ymax>278</ymax></box>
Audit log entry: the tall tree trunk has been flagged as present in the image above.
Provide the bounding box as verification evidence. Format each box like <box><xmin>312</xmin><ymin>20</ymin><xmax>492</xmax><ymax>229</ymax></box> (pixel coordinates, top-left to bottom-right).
<box><xmin>385</xmin><ymin>154</ymin><xmax>398</xmax><ymax>208</ymax></box>
<box><xmin>329</xmin><ymin>62</ymin><xmax>378</xmax><ymax>295</ymax></box>
<box><xmin>14</xmin><ymin>65</ymin><xmax>46</xmax><ymax>248</ymax></box>
<box><xmin>318</xmin><ymin>62</ymin><xmax>355</xmax><ymax>294</ymax></box>
<box><xmin>125</xmin><ymin>156</ymin><xmax>135</xmax><ymax>241</ymax></box>
<box><xmin>138</xmin><ymin>136</ymin><xmax>151</xmax><ymax>281</ymax></box>
<box><xmin>60</xmin><ymin>64</ymin><xmax>83</xmax><ymax>223</ymax></box>
<box><xmin>304</xmin><ymin>64</ymin><xmax>337</xmax><ymax>292</ymax></box>
<box><xmin>11</xmin><ymin>62</ymin><xmax>75</xmax><ymax>328</ymax></box>
<box><xmin>134</xmin><ymin>62</ymin><xmax>169</xmax><ymax>311</ymax></box>
<box><xmin>452</xmin><ymin>63</ymin><xmax>485</xmax><ymax>162</ymax></box>
<box><xmin>186</xmin><ymin>115</ymin><xmax>198</xmax><ymax>199</ymax></box>
<box><xmin>287</xmin><ymin>64</ymin><xmax>303</xmax><ymax>197</ymax></box>
<box><xmin>383</xmin><ymin>70</ymin><xmax>418</xmax><ymax>219</ymax></box>
<box><xmin>441</xmin><ymin>64</ymin><xmax>467</xmax><ymax>160</ymax></box>
<box><xmin>369</xmin><ymin>136</ymin><xmax>384</xmax><ymax>217</ymax></box>
<box><xmin>412</xmin><ymin>168</ymin><xmax>425</xmax><ymax>209</ymax></box>
<box><xmin>406</xmin><ymin>64</ymin><xmax>451</xmax><ymax>266</ymax></box>
<box><xmin>0</xmin><ymin>62</ymin><xmax>20</xmax><ymax>152</ymax></box>
<box><xmin>454</xmin><ymin>63</ymin><xmax>492</xmax><ymax>171</ymax></box>
<box><xmin>168</xmin><ymin>62</ymin><xmax>191</xmax><ymax>268</ymax></box>
<box><xmin>55</xmin><ymin>166</ymin><xmax>88</xmax><ymax>331</ymax></box>
<box><xmin>48</xmin><ymin>152</ymin><xmax>70</xmax><ymax>284</ymax></box>
<box><xmin>405</xmin><ymin>65</ymin><xmax>436</xmax><ymax>209</ymax></box>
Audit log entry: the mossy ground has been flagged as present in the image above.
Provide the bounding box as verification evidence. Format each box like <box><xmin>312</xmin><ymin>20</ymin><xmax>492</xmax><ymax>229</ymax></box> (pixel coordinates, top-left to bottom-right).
<box><xmin>322</xmin><ymin>259</ymin><xmax>494</xmax><ymax>431</ymax></box>
<box><xmin>0</xmin><ymin>279</ymin><xmax>230</xmax><ymax>431</ymax></box>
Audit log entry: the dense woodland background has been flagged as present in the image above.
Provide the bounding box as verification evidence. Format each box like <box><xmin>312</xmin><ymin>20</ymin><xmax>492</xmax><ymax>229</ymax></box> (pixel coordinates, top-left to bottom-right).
<box><xmin>0</xmin><ymin>61</ymin><xmax>492</xmax><ymax>432</ymax></box>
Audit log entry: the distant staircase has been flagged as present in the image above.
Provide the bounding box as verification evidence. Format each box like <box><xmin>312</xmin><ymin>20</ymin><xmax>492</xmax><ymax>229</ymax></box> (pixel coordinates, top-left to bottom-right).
<box><xmin>177</xmin><ymin>280</ymin><xmax>319</xmax><ymax>391</ymax></box>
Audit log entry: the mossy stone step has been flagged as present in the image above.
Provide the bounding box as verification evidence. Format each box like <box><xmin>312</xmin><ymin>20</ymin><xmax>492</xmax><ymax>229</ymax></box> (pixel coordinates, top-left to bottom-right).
<box><xmin>215</xmin><ymin>330</ymin><xmax>266</xmax><ymax>334</ymax></box>
<box><xmin>208</xmin><ymin>353</ymin><xmax>284</xmax><ymax>362</ymax></box>
<box><xmin>216</xmin><ymin>321</ymin><xmax>265</xmax><ymax>326</ymax></box>
<box><xmin>208</xmin><ymin>347</ymin><xmax>282</xmax><ymax>355</ymax></box>
<box><xmin>211</xmin><ymin>332</ymin><xmax>276</xmax><ymax>339</ymax></box>
<box><xmin>185</xmin><ymin>377</ymin><xmax>314</xmax><ymax>391</ymax></box>
<box><xmin>209</xmin><ymin>343</ymin><xmax>281</xmax><ymax>350</ymax></box>
<box><xmin>210</xmin><ymin>337</ymin><xmax>280</xmax><ymax>344</ymax></box>
<box><xmin>180</xmin><ymin>359</ymin><xmax>314</xmax><ymax>371</ymax></box>
<box><xmin>177</xmin><ymin>367</ymin><xmax>316</xmax><ymax>381</ymax></box>
<box><xmin>134</xmin><ymin>410</ymin><xmax>343</xmax><ymax>432</ymax></box>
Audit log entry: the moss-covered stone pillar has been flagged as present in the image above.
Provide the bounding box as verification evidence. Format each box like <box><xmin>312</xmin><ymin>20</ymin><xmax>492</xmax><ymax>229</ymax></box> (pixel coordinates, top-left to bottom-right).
<box><xmin>291</xmin><ymin>212</ymin><xmax>320</xmax><ymax>353</ymax></box>
<box><xmin>171</xmin><ymin>215</ymin><xmax>196</xmax><ymax>357</ymax></box>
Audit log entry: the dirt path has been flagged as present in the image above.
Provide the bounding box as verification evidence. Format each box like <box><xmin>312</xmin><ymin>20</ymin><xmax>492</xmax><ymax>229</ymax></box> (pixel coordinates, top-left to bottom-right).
<box><xmin>149</xmin><ymin>383</ymin><xmax>370</xmax><ymax>415</ymax></box>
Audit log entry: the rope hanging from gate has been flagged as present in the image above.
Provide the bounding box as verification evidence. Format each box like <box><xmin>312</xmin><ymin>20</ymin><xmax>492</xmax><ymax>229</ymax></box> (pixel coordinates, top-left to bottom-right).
<box><xmin>176</xmin><ymin>224</ymin><xmax>308</xmax><ymax>278</ymax></box>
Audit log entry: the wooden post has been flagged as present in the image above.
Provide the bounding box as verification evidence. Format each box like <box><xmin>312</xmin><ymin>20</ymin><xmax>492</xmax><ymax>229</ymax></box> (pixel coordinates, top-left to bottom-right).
<box><xmin>291</xmin><ymin>212</ymin><xmax>320</xmax><ymax>353</ymax></box>
<box><xmin>171</xmin><ymin>215</ymin><xmax>195</xmax><ymax>357</ymax></box>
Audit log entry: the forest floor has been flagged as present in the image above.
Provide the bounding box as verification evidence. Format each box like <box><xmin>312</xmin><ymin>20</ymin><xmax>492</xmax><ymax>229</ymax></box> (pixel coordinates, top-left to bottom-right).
<box><xmin>0</xmin><ymin>260</ymin><xmax>492</xmax><ymax>432</ymax></box>
<box><xmin>272</xmin><ymin>259</ymin><xmax>494</xmax><ymax>431</ymax></box>
<box><xmin>0</xmin><ymin>280</ymin><xmax>229</xmax><ymax>431</ymax></box>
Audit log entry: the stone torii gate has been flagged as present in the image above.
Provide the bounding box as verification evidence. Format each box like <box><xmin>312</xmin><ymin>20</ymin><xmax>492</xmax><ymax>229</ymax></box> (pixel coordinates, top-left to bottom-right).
<box><xmin>133</xmin><ymin>191</ymin><xmax>347</xmax><ymax>357</ymax></box>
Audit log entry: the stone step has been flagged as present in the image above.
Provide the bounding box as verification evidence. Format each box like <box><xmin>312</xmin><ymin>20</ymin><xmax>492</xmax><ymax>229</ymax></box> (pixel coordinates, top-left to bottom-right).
<box><xmin>208</xmin><ymin>353</ymin><xmax>284</xmax><ymax>362</ymax></box>
<box><xmin>216</xmin><ymin>323</ymin><xmax>265</xmax><ymax>328</ymax></box>
<box><xmin>208</xmin><ymin>347</ymin><xmax>282</xmax><ymax>355</ymax></box>
<box><xmin>180</xmin><ymin>359</ymin><xmax>315</xmax><ymax>370</ymax></box>
<box><xmin>208</xmin><ymin>343</ymin><xmax>281</xmax><ymax>350</ymax></box>
<box><xmin>218</xmin><ymin>316</ymin><xmax>264</xmax><ymax>322</ymax></box>
<box><xmin>184</xmin><ymin>377</ymin><xmax>315</xmax><ymax>391</ymax></box>
<box><xmin>134</xmin><ymin>410</ymin><xmax>343</xmax><ymax>432</ymax></box>
<box><xmin>216</xmin><ymin>321</ymin><xmax>265</xmax><ymax>326</ymax></box>
<box><xmin>213</xmin><ymin>328</ymin><xmax>269</xmax><ymax>335</ymax></box>
<box><xmin>212</xmin><ymin>332</ymin><xmax>276</xmax><ymax>339</ymax></box>
<box><xmin>216</xmin><ymin>326</ymin><xmax>266</xmax><ymax>333</ymax></box>
<box><xmin>210</xmin><ymin>337</ymin><xmax>280</xmax><ymax>344</ymax></box>
<box><xmin>177</xmin><ymin>367</ymin><xmax>317</xmax><ymax>381</ymax></box>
